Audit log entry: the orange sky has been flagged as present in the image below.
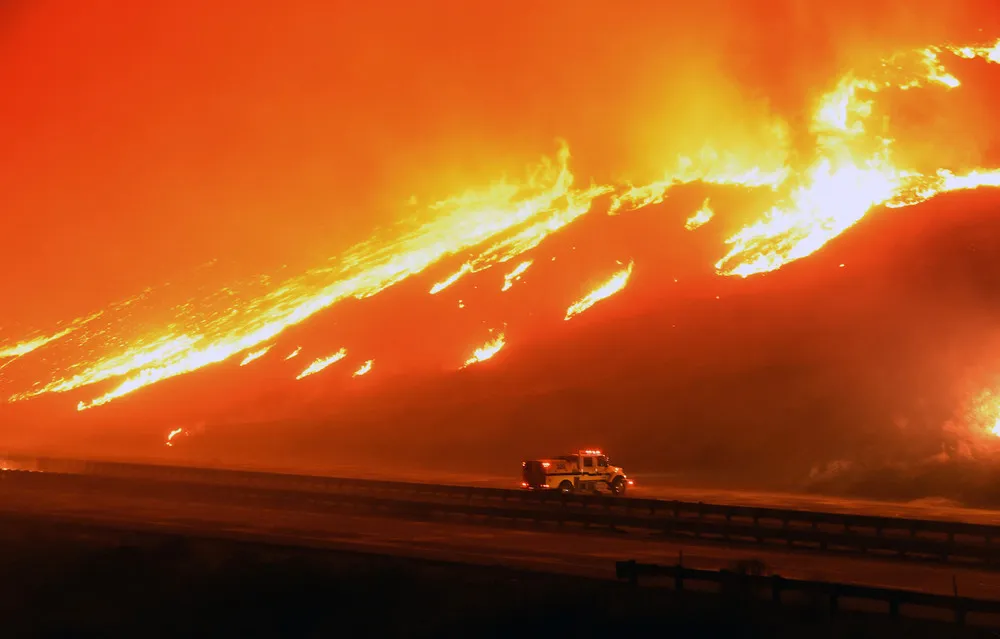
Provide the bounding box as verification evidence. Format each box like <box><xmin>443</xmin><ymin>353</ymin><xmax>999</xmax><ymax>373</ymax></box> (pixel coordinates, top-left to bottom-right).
<box><xmin>3</xmin><ymin>0</ymin><xmax>999</xmax><ymax>330</ymax></box>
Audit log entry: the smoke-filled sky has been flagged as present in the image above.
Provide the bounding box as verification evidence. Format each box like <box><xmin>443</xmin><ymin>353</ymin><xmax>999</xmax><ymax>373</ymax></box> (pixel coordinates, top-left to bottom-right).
<box><xmin>4</xmin><ymin>0</ymin><xmax>1000</xmax><ymax>329</ymax></box>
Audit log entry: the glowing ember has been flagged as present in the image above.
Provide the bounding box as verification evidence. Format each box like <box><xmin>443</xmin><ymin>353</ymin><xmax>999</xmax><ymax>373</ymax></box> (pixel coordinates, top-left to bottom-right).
<box><xmin>463</xmin><ymin>332</ymin><xmax>506</xmax><ymax>368</ymax></box>
<box><xmin>239</xmin><ymin>345</ymin><xmax>273</xmax><ymax>367</ymax></box>
<box><xmin>564</xmin><ymin>261</ymin><xmax>634</xmax><ymax>321</ymax></box>
<box><xmin>352</xmin><ymin>359</ymin><xmax>374</xmax><ymax>377</ymax></box>
<box><xmin>501</xmin><ymin>260</ymin><xmax>533</xmax><ymax>292</ymax></box>
<box><xmin>296</xmin><ymin>349</ymin><xmax>347</xmax><ymax>380</ymax></box>
<box><xmin>165</xmin><ymin>427</ymin><xmax>183</xmax><ymax>447</ymax></box>
<box><xmin>284</xmin><ymin>346</ymin><xmax>302</xmax><ymax>360</ymax></box>
<box><xmin>685</xmin><ymin>198</ymin><xmax>714</xmax><ymax>231</ymax></box>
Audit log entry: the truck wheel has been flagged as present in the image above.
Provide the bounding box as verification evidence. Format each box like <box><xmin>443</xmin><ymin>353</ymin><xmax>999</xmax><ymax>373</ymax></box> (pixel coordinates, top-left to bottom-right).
<box><xmin>611</xmin><ymin>477</ymin><xmax>627</xmax><ymax>496</ymax></box>
<box><xmin>558</xmin><ymin>481</ymin><xmax>573</xmax><ymax>493</ymax></box>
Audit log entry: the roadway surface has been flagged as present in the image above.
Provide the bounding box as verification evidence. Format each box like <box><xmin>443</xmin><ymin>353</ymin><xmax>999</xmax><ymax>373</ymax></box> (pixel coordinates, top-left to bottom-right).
<box><xmin>23</xmin><ymin>451</ymin><xmax>1000</xmax><ymax>524</ymax></box>
<box><xmin>4</xmin><ymin>467</ymin><xmax>1000</xmax><ymax>602</ymax></box>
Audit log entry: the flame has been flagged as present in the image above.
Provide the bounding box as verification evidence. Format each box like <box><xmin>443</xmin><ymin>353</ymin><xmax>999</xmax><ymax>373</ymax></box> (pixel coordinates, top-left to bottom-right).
<box><xmin>1</xmin><ymin>327</ymin><xmax>76</xmax><ymax>360</ymax></box>
<box><xmin>714</xmin><ymin>41</ymin><xmax>1000</xmax><ymax>277</ymax></box>
<box><xmin>6</xmin><ymin>38</ymin><xmax>1000</xmax><ymax>410</ymax></box>
<box><xmin>608</xmin><ymin>140</ymin><xmax>791</xmax><ymax>216</ymax></box>
<box><xmin>296</xmin><ymin>348</ymin><xmax>347</xmax><ymax>380</ymax></box>
<box><xmin>165</xmin><ymin>427</ymin><xmax>183</xmax><ymax>447</ymax></box>
<box><xmin>501</xmin><ymin>260</ymin><xmax>533</xmax><ymax>292</ymax></box>
<box><xmin>352</xmin><ymin>359</ymin><xmax>374</xmax><ymax>377</ymax></box>
<box><xmin>463</xmin><ymin>332</ymin><xmax>506</xmax><ymax>368</ymax></box>
<box><xmin>284</xmin><ymin>346</ymin><xmax>302</xmax><ymax>360</ymax></box>
<box><xmin>564</xmin><ymin>261</ymin><xmax>634</xmax><ymax>321</ymax></box>
<box><xmin>430</xmin><ymin>263</ymin><xmax>473</xmax><ymax>294</ymax></box>
<box><xmin>0</xmin><ymin>310</ymin><xmax>104</xmax><ymax>359</ymax></box>
<box><xmin>239</xmin><ymin>345</ymin><xmax>273</xmax><ymax>367</ymax></box>
<box><xmin>684</xmin><ymin>198</ymin><xmax>714</xmax><ymax>231</ymax></box>
<box><xmin>9</xmin><ymin>143</ymin><xmax>606</xmax><ymax>408</ymax></box>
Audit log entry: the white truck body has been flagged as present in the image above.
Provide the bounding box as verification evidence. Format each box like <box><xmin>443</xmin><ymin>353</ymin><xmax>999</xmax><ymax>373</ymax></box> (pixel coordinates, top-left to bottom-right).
<box><xmin>521</xmin><ymin>449</ymin><xmax>630</xmax><ymax>495</ymax></box>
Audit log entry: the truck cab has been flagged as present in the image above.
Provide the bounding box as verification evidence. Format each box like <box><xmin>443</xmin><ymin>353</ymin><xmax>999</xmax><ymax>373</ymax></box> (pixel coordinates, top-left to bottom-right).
<box><xmin>521</xmin><ymin>449</ymin><xmax>630</xmax><ymax>495</ymax></box>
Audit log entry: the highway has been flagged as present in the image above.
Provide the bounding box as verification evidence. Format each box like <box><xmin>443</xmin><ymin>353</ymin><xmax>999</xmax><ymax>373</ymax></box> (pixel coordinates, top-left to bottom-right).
<box><xmin>14</xmin><ymin>450</ymin><xmax>1000</xmax><ymax>525</ymax></box>
<box><xmin>4</xmin><ymin>465</ymin><xmax>1000</xmax><ymax>603</ymax></box>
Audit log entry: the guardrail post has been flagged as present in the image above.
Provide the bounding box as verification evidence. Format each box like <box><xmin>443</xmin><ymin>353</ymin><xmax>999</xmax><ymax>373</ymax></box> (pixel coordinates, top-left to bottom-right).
<box><xmin>675</xmin><ymin>565</ymin><xmax>684</xmax><ymax>592</ymax></box>
<box><xmin>771</xmin><ymin>575</ymin><xmax>782</xmax><ymax>603</ymax></box>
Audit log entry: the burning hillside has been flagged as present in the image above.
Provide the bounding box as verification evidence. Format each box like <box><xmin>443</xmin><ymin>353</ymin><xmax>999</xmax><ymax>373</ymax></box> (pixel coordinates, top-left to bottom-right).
<box><xmin>4</xmin><ymin>3</ymin><xmax>1000</xmax><ymax>499</ymax></box>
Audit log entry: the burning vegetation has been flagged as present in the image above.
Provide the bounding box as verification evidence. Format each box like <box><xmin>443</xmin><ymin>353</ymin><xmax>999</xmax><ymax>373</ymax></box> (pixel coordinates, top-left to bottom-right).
<box><xmin>3</xmin><ymin>6</ymin><xmax>1000</xmax><ymax>497</ymax></box>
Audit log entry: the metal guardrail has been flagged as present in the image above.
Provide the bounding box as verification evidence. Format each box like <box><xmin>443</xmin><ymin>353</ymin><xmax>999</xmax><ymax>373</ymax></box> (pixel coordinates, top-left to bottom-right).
<box><xmin>4</xmin><ymin>453</ymin><xmax>1000</xmax><ymax>566</ymax></box>
<box><xmin>615</xmin><ymin>560</ymin><xmax>1000</xmax><ymax>626</ymax></box>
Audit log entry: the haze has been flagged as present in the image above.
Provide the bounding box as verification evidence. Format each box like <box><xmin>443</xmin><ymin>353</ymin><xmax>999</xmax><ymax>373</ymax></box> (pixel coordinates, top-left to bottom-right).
<box><xmin>4</xmin><ymin>1</ymin><xmax>1000</xmax><ymax>505</ymax></box>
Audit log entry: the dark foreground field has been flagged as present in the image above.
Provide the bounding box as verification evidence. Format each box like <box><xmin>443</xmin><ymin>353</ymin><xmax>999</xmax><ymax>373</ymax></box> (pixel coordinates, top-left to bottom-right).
<box><xmin>0</xmin><ymin>515</ymin><xmax>991</xmax><ymax>638</ymax></box>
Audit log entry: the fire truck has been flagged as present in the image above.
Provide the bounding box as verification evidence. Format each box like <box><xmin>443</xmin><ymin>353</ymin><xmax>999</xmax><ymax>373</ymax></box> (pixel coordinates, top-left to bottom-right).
<box><xmin>521</xmin><ymin>450</ymin><xmax>631</xmax><ymax>495</ymax></box>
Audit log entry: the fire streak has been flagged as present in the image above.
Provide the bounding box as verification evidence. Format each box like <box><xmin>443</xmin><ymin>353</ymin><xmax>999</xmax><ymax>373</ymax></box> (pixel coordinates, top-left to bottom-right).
<box><xmin>239</xmin><ymin>345</ymin><xmax>273</xmax><ymax>367</ymax></box>
<box><xmin>0</xmin><ymin>310</ymin><xmax>103</xmax><ymax>359</ymax></box>
<box><xmin>564</xmin><ymin>261</ymin><xmax>634</xmax><ymax>321</ymax></box>
<box><xmin>296</xmin><ymin>349</ymin><xmax>347</xmax><ymax>380</ymax></box>
<box><xmin>284</xmin><ymin>346</ymin><xmax>302</xmax><ymax>360</ymax></box>
<box><xmin>501</xmin><ymin>260</ymin><xmax>533</xmax><ymax>292</ymax></box>
<box><xmin>685</xmin><ymin>199</ymin><xmax>714</xmax><ymax>231</ymax></box>
<box><xmin>430</xmin><ymin>263</ymin><xmax>472</xmax><ymax>294</ymax></box>
<box><xmin>463</xmin><ymin>332</ymin><xmax>506</xmax><ymax>368</ymax></box>
<box><xmin>353</xmin><ymin>360</ymin><xmax>374</xmax><ymax>377</ymax></box>
<box><xmin>165</xmin><ymin>427</ymin><xmax>183</xmax><ymax>447</ymax></box>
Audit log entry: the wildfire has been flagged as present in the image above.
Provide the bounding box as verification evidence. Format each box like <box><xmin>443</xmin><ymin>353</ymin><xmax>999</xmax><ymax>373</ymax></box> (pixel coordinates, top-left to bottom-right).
<box><xmin>463</xmin><ymin>332</ymin><xmax>506</xmax><ymax>368</ymax></box>
<box><xmin>564</xmin><ymin>261</ymin><xmax>634</xmax><ymax>321</ymax></box>
<box><xmin>713</xmin><ymin>42</ymin><xmax>1000</xmax><ymax>277</ymax></box>
<box><xmin>8</xmin><ymin>143</ymin><xmax>603</xmax><ymax>409</ymax></box>
<box><xmin>239</xmin><ymin>345</ymin><xmax>272</xmax><ymax>367</ymax></box>
<box><xmin>352</xmin><ymin>359</ymin><xmax>374</xmax><ymax>377</ymax></box>
<box><xmin>501</xmin><ymin>260</ymin><xmax>533</xmax><ymax>292</ymax></box>
<box><xmin>284</xmin><ymin>346</ymin><xmax>302</xmax><ymax>360</ymax></box>
<box><xmin>964</xmin><ymin>388</ymin><xmax>1000</xmax><ymax>440</ymax></box>
<box><xmin>608</xmin><ymin>141</ymin><xmax>791</xmax><ymax>217</ymax></box>
<box><xmin>4</xmin><ymin>37</ymin><xmax>1000</xmax><ymax>412</ymax></box>
<box><xmin>296</xmin><ymin>348</ymin><xmax>347</xmax><ymax>380</ymax></box>
<box><xmin>684</xmin><ymin>198</ymin><xmax>714</xmax><ymax>231</ymax></box>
